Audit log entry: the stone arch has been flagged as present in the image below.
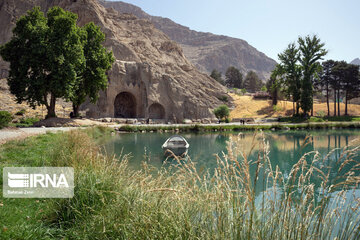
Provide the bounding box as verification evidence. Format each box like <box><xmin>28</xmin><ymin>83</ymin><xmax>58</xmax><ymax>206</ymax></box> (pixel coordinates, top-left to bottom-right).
<box><xmin>148</xmin><ymin>103</ymin><xmax>165</xmax><ymax>119</ymax></box>
<box><xmin>114</xmin><ymin>92</ymin><xmax>137</xmax><ymax>118</ymax></box>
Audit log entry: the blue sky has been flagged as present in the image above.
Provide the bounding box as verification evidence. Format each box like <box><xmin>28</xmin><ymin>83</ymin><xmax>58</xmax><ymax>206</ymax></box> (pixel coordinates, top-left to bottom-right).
<box><xmin>114</xmin><ymin>0</ymin><xmax>359</xmax><ymax>63</ymax></box>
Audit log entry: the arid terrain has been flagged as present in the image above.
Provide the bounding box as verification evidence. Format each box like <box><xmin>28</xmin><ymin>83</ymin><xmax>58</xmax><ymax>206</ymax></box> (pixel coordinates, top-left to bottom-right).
<box><xmin>229</xmin><ymin>93</ymin><xmax>360</xmax><ymax>119</ymax></box>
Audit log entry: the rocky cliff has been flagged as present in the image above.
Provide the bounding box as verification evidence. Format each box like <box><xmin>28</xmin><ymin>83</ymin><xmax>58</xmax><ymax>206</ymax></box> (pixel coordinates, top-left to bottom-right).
<box><xmin>350</xmin><ymin>58</ymin><xmax>360</xmax><ymax>66</ymax></box>
<box><xmin>0</xmin><ymin>0</ymin><xmax>228</xmax><ymax>121</ymax></box>
<box><xmin>100</xmin><ymin>0</ymin><xmax>277</xmax><ymax>80</ymax></box>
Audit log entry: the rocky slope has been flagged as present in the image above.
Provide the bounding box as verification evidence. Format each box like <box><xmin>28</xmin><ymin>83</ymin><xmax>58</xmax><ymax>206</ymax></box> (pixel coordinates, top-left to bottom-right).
<box><xmin>0</xmin><ymin>0</ymin><xmax>228</xmax><ymax>120</ymax></box>
<box><xmin>100</xmin><ymin>0</ymin><xmax>277</xmax><ymax>80</ymax></box>
<box><xmin>350</xmin><ymin>58</ymin><xmax>360</xmax><ymax>65</ymax></box>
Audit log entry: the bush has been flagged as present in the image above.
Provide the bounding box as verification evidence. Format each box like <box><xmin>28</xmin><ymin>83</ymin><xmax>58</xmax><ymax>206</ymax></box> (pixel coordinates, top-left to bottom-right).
<box><xmin>0</xmin><ymin>111</ymin><xmax>12</xmax><ymax>128</ymax></box>
<box><xmin>214</xmin><ymin>105</ymin><xmax>230</xmax><ymax>121</ymax></box>
<box><xmin>217</xmin><ymin>95</ymin><xmax>229</xmax><ymax>102</ymax></box>
<box><xmin>15</xmin><ymin>109</ymin><xmax>26</xmax><ymax>116</ymax></box>
<box><xmin>272</xmin><ymin>105</ymin><xmax>283</xmax><ymax>112</ymax></box>
<box><xmin>15</xmin><ymin>117</ymin><xmax>40</xmax><ymax>127</ymax></box>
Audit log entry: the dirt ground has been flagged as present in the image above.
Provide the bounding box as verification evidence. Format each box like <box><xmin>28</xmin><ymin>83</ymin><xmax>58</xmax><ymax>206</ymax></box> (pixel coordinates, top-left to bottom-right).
<box><xmin>229</xmin><ymin>93</ymin><xmax>360</xmax><ymax>119</ymax></box>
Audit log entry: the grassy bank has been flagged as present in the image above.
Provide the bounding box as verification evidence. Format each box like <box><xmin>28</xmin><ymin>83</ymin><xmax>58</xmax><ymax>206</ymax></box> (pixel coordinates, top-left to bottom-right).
<box><xmin>1</xmin><ymin>127</ymin><xmax>360</xmax><ymax>239</ymax></box>
<box><xmin>117</xmin><ymin>121</ymin><xmax>360</xmax><ymax>133</ymax></box>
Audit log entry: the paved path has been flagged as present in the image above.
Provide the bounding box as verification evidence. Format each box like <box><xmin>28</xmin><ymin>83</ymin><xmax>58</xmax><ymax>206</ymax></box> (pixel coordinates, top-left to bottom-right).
<box><xmin>0</xmin><ymin>127</ymin><xmax>77</xmax><ymax>144</ymax></box>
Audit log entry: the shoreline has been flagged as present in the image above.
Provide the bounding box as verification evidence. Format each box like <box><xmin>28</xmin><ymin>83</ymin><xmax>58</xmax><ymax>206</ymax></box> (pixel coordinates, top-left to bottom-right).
<box><xmin>113</xmin><ymin>121</ymin><xmax>360</xmax><ymax>132</ymax></box>
<box><xmin>2</xmin><ymin>121</ymin><xmax>360</xmax><ymax>144</ymax></box>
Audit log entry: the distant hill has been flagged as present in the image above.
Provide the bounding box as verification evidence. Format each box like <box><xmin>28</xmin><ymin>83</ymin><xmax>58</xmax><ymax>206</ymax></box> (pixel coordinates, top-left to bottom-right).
<box><xmin>350</xmin><ymin>58</ymin><xmax>360</xmax><ymax>65</ymax></box>
<box><xmin>100</xmin><ymin>0</ymin><xmax>277</xmax><ymax>80</ymax></box>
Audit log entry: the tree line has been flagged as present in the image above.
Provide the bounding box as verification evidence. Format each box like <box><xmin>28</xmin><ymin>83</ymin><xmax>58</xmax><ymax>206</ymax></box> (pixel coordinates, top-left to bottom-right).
<box><xmin>210</xmin><ymin>66</ymin><xmax>263</xmax><ymax>93</ymax></box>
<box><xmin>0</xmin><ymin>7</ymin><xmax>114</xmax><ymax>119</ymax></box>
<box><xmin>268</xmin><ymin>34</ymin><xmax>360</xmax><ymax>117</ymax></box>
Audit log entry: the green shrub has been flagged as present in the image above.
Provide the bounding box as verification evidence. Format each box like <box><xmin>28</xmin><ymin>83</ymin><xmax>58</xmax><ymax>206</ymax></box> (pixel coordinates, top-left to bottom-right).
<box><xmin>217</xmin><ymin>95</ymin><xmax>229</xmax><ymax>102</ymax></box>
<box><xmin>316</xmin><ymin>110</ymin><xmax>326</xmax><ymax>117</ymax></box>
<box><xmin>309</xmin><ymin>117</ymin><xmax>325</xmax><ymax>122</ymax></box>
<box><xmin>272</xmin><ymin>104</ymin><xmax>283</xmax><ymax>112</ymax></box>
<box><xmin>15</xmin><ymin>109</ymin><xmax>26</xmax><ymax>116</ymax></box>
<box><xmin>0</xmin><ymin>110</ymin><xmax>12</xmax><ymax>128</ymax></box>
<box><xmin>214</xmin><ymin>105</ymin><xmax>230</xmax><ymax>121</ymax></box>
<box><xmin>14</xmin><ymin>117</ymin><xmax>40</xmax><ymax>127</ymax></box>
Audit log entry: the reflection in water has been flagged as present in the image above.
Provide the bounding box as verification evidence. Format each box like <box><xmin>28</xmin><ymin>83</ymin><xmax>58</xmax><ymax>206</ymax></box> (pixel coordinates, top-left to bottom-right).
<box><xmin>104</xmin><ymin>130</ymin><xmax>360</xmax><ymax>197</ymax></box>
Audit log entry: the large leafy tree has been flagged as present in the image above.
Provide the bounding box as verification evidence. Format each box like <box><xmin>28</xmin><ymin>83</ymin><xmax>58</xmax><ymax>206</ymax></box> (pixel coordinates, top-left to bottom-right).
<box><xmin>71</xmin><ymin>22</ymin><xmax>114</xmax><ymax>117</ymax></box>
<box><xmin>0</xmin><ymin>7</ymin><xmax>113</xmax><ymax>119</ymax></box>
<box><xmin>298</xmin><ymin>35</ymin><xmax>328</xmax><ymax>116</ymax></box>
<box><xmin>278</xmin><ymin>43</ymin><xmax>302</xmax><ymax>115</ymax></box>
<box><xmin>0</xmin><ymin>7</ymin><xmax>84</xmax><ymax>118</ymax></box>
<box><xmin>319</xmin><ymin>60</ymin><xmax>336</xmax><ymax>116</ymax></box>
<box><xmin>342</xmin><ymin>64</ymin><xmax>360</xmax><ymax>115</ymax></box>
<box><xmin>225</xmin><ymin>66</ymin><xmax>243</xmax><ymax>88</ymax></box>
<box><xmin>332</xmin><ymin>61</ymin><xmax>347</xmax><ymax>116</ymax></box>
<box><xmin>210</xmin><ymin>69</ymin><xmax>225</xmax><ymax>85</ymax></box>
<box><xmin>244</xmin><ymin>71</ymin><xmax>262</xmax><ymax>93</ymax></box>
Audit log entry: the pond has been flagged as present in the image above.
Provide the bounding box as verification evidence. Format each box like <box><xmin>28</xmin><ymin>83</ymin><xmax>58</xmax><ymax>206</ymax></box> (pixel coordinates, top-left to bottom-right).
<box><xmin>104</xmin><ymin>129</ymin><xmax>359</xmax><ymax>194</ymax></box>
<box><xmin>104</xmin><ymin>129</ymin><xmax>360</xmax><ymax>234</ymax></box>
<box><xmin>105</xmin><ymin>129</ymin><xmax>360</xmax><ymax>171</ymax></box>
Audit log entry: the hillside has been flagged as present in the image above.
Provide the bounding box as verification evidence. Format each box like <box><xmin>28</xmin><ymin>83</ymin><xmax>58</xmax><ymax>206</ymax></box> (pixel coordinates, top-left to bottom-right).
<box><xmin>0</xmin><ymin>0</ymin><xmax>228</xmax><ymax>120</ymax></box>
<box><xmin>99</xmin><ymin>0</ymin><xmax>277</xmax><ymax>80</ymax></box>
<box><xmin>230</xmin><ymin>93</ymin><xmax>360</xmax><ymax>119</ymax></box>
<box><xmin>351</xmin><ymin>58</ymin><xmax>360</xmax><ymax>65</ymax></box>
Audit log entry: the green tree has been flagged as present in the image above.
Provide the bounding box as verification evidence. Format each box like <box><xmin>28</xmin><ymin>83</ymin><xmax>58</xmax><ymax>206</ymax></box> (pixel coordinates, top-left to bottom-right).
<box><xmin>332</xmin><ymin>61</ymin><xmax>347</xmax><ymax>116</ymax></box>
<box><xmin>298</xmin><ymin>35</ymin><xmax>327</xmax><ymax>116</ymax></box>
<box><xmin>71</xmin><ymin>23</ymin><xmax>114</xmax><ymax>117</ymax></box>
<box><xmin>267</xmin><ymin>68</ymin><xmax>282</xmax><ymax>106</ymax></box>
<box><xmin>0</xmin><ymin>7</ymin><xmax>113</xmax><ymax>119</ymax></box>
<box><xmin>320</xmin><ymin>60</ymin><xmax>336</xmax><ymax>116</ymax></box>
<box><xmin>210</xmin><ymin>69</ymin><xmax>225</xmax><ymax>85</ymax></box>
<box><xmin>278</xmin><ymin>43</ymin><xmax>302</xmax><ymax>115</ymax></box>
<box><xmin>244</xmin><ymin>71</ymin><xmax>262</xmax><ymax>93</ymax></box>
<box><xmin>342</xmin><ymin>64</ymin><xmax>360</xmax><ymax>115</ymax></box>
<box><xmin>0</xmin><ymin>7</ymin><xmax>84</xmax><ymax>118</ymax></box>
<box><xmin>225</xmin><ymin>66</ymin><xmax>243</xmax><ymax>88</ymax></box>
<box><xmin>213</xmin><ymin>105</ymin><xmax>230</xmax><ymax>121</ymax></box>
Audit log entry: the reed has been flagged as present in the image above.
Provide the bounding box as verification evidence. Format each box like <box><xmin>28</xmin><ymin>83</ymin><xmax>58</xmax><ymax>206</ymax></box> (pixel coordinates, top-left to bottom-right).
<box><xmin>1</xmin><ymin>127</ymin><xmax>359</xmax><ymax>239</ymax></box>
<box><xmin>42</xmin><ymin>129</ymin><xmax>360</xmax><ymax>239</ymax></box>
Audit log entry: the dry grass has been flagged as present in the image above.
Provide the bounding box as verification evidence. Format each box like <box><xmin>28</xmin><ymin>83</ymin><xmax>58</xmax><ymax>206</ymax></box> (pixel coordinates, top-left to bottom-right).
<box><xmin>45</xmin><ymin>129</ymin><xmax>360</xmax><ymax>239</ymax></box>
<box><xmin>0</xmin><ymin>79</ymin><xmax>72</xmax><ymax>119</ymax></box>
<box><xmin>230</xmin><ymin>93</ymin><xmax>360</xmax><ymax>119</ymax></box>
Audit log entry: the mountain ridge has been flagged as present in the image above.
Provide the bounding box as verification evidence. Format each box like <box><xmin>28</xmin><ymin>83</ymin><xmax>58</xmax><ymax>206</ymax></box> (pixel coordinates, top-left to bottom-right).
<box><xmin>0</xmin><ymin>0</ymin><xmax>228</xmax><ymax>120</ymax></box>
<box><xmin>351</xmin><ymin>58</ymin><xmax>360</xmax><ymax>66</ymax></box>
<box><xmin>100</xmin><ymin>0</ymin><xmax>277</xmax><ymax>80</ymax></box>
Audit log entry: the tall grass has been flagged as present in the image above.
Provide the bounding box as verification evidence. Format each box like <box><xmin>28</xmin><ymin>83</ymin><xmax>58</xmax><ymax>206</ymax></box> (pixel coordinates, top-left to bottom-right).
<box><xmin>39</xmin><ymin>129</ymin><xmax>360</xmax><ymax>239</ymax></box>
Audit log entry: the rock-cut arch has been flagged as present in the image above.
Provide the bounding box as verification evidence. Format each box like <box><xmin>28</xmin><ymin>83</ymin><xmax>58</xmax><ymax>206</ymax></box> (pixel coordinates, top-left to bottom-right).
<box><xmin>114</xmin><ymin>92</ymin><xmax>137</xmax><ymax>118</ymax></box>
<box><xmin>148</xmin><ymin>103</ymin><xmax>165</xmax><ymax>119</ymax></box>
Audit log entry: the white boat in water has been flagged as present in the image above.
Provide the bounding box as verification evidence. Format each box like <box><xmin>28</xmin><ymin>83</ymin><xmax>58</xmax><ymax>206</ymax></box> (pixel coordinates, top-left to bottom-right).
<box><xmin>162</xmin><ymin>135</ymin><xmax>189</xmax><ymax>157</ymax></box>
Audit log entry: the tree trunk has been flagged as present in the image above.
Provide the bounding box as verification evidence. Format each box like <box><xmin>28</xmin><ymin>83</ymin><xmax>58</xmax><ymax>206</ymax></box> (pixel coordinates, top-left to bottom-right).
<box><xmin>272</xmin><ymin>89</ymin><xmax>278</xmax><ymax>105</ymax></box>
<box><xmin>311</xmin><ymin>102</ymin><xmax>314</xmax><ymax>116</ymax></box>
<box><xmin>72</xmin><ymin>104</ymin><xmax>80</xmax><ymax>118</ymax></box>
<box><xmin>337</xmin><ymin>89</ymin><xmax>340</xmax><ymax>116</ymax></box>
<box><xmin>345</xmin><ymin>91</ymin><xmax>348</xmax><ymax>115</ymax></box>
<box><xmin>296</xmin><ymin>102</ymin><xmax>300</xmax><ymax>115</ymax></box>
<box><xmin>326</xmin><ymin>84</ymin><xmax>330</xmax><ymax>116</ymax></box>
<box><xmin>333</xmin><ymin>89</ymin><xmax>337</xmax><ymax>116</ymax></box>
<box><xmin>292</xmin><ymin>101</ymin><xmax>295</xmax><ymax>115</ymax></box>
<box><xmin>46</xmin><ymin>93</ymin><xmax>57</xmax><ymax>119</ymax></box>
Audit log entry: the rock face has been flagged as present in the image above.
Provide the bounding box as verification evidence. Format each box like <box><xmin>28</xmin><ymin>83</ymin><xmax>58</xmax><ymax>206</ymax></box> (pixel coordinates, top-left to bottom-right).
<box><xmin>0</xmin><ymin>0</ymin><xmax>228</xmax><ymax>121</ymax></box>
<box><xmin>100</xmin><ymin>0</ymin><xmax>277</xmax><ymax>80</ymax></box>
<box><xmin>350</xmin><ymin>58</ymin><xmax>360</xmax><ymax>66</ymax></box>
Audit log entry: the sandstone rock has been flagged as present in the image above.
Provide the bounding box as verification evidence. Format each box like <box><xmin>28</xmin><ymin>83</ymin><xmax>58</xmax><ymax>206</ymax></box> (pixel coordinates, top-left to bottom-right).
<box><xmin>100</xmin><ymin>0</ymin><xmax>277</xmax><ymax>80</ymax></box>
<box><xmin>0</xmin><ymin>0</ymin><xmax>229</xmax><ymax>121</ymax></box>
<box><xmin>126</xmin><ymin>119</ymin><xmax>137</xmax><ymax>124</ymax></box>
<box><xmin>183</xmin><ymin>119</ymin><xmax>192</xmax><ymax>124</ymax></box>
